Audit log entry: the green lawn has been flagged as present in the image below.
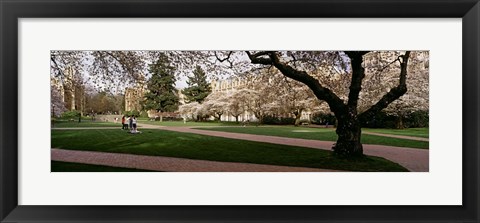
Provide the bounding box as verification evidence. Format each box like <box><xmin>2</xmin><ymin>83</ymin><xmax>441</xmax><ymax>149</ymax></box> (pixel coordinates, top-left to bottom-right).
<box><xmin>137</xmin><ymin>120</ymin><xmax>240</xmax><ymax>127</ymax></box>
<box><xmin>51</xmin><ymin>161</ymin><xmax>155</xmax><ymax>172</ymax></box>
<box><xmin>52</xmin><ymin>120</ymin><xmax>121</xmax><ymax>128</ymax></box>
<box><xmin>51</xmin><ymin>129</ymin><xmax>408</xmax><ymax>172</ymax></box>
<box><xmin>195</xmin><ymin>126</ymin><xmax>429</xmax><ymax>149</ymax></box>
<box><xmin>363</xmin><ymin>128</ymin><xmax>429</xmax><ymax>138</ymax></box>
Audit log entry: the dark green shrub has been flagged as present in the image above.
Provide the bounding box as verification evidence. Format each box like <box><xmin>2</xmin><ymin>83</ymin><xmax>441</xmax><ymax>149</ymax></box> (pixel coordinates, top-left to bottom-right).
<box><xmin>124</xmin><ymin>110</ymin><xmax>140</xmax><ymax>117</ymax></box>
<box><xmin>299</xmin><ymin>119</ymin><xmax>311</xmax><ymax>125</ymax></box>
<box><xmin>139</xmin><ymin>111</ymin><xmax>149</xmax><ymax>118</ymax></box>
<box><xmin>262</xmin><ymin>115</ymin><xmax>295</xmax><ymax>125</ymax></box>
<box><xmin>361</xmin><ymin>110</ymin><xmax>429</xmax><ymax>129</ymax></box>
<box><xmin>162</xmin><ymin>116</ymin><xmax>183</xmax><ymax>121</ymax></box>
<box><xmin>311</xmin><ymin>113</ymin><xmax>336</xmax><ymax>126</ymax></box>
<box><xmin>406</xmin><ymin>110</ymin><xmax>429</xmax><ymax>128</ymax></box>
<box><xmin>361</xmin><ymin>111</ymin><xmax>396</xmax><ymax>128</ymax></box>
<box><xmin>61</xmin><ymin>110</ymin><xmax>80</xmax><ymax>119</ymax></box>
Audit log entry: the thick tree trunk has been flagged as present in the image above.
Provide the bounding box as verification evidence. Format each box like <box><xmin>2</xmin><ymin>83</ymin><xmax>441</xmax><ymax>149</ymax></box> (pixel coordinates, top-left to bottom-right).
<box><xmin>395</xmin><ymin>116</ymin><xmax>405</xmax><ymax>129</ymax></box>
<box><xmin>254</xmin><ymin>112</ymin><xmax>263</xmax><ymax>124</ymax></box>
<box><xmin>333</xmin><ymin>115</ymin><xmax>363</xmax><ymax>157</ymax></box>
<box><xmin>256</xmin><ymin>115</ymin><xmax>263</xmax><ymax>126</ymax></box>
<box><xmin>294</xmin><ymin>109</ymin><xmax>303</xmax><ymax>127</ymax></box>
<box><xmin>70</xmin><ymin>91</ymin><xmax>75</xmax><ymax>111</ymax></box>
<box><xmin>235</xmin><ymin>116</ymin><xmax>239</xmax><ymax>123</ymax></box>
<box><xmin>294</xmin><ymin>113</ymin><xmax>302</xmax><ymax>126</ymax></box>
<box><xmin>81</xmin><ymin>95</ymin><xmax>85</xmax><ymax>117</ymax></box>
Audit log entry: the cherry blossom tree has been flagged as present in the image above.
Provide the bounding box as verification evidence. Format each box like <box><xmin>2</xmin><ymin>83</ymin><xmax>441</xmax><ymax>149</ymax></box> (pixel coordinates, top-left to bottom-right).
<box><xmin>50</xmin><ymin>87</ymin><xmax>67</xmax><ymax>117</ymax></box>
<box><xmin>227</xmin><ymin>89</ymin><xmax>250</xmax><ymax>123</ymax></box>
<box><xmin>178</xmin><ymin>101</ymin><xmax>212</xmax><ymax>121</ymax></box>
<box><xmin>276</xmin><ymin>79</ymin><xmax>320</xmax><ymax>126</ymax></box>
<box><xmin>244</xmin><ymin>51</ymin><xmax>424</xmax><ymax>157</ymax></box>
<box><xmin>359</xmin><ymin>51</ymin><xmax>429</xmax><ymax>129</ymax></box>
<box><xmin>242</xmin><ymin>88</ymin><xmax>271</xmax><ymax>124</ymax></box>
<box><xmin>389</xmin><ymin>53</ymin><xmax>429</xmax><ymax>128</ymax></box>
<box><xmin>202</xmin><ymin>91</ymin><xmax>230</xmax><ymax>121</ymax></box>
<box><xmin>178</xmin><ymin>102</ymin><xmax>198</xmax><ymax>121</ymax></box>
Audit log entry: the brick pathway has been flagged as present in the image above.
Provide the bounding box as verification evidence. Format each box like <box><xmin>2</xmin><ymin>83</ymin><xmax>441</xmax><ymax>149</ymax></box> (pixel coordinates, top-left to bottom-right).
<box><xmin>362</xmin><ymin>131</ymin><xmax>428</xmax><ymax>142</ymax></box>
<box><xmin>198</xmin><ymin>125</ymin><xmax>429</xmax><ymax>142</ymax></box>
<box><xmin>301</xmin><ymin>124</ymin><xmax>428</xmax><ymax>141</ymax></box>
<box><xmin>51</xmin><ymin>148</ymin><xmax>338</xmax><ymax>172</ymax></box>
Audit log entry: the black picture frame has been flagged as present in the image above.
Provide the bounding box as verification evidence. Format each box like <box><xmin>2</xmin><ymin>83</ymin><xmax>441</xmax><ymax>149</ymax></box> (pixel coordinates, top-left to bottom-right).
<box><xmin>1</xmin><ymin>0</ymin><xmax>479</xmax><ymax>222</ymax></box>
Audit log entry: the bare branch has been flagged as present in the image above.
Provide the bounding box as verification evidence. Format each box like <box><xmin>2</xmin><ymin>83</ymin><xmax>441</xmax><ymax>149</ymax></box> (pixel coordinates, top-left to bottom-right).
<box><xmin>214</xmin><ymin>51</ymin><xmax>234</xmax><ymax>68</ymax></box>
<box><xmin>50</xmin><ymin>56</ymin><xmax>65</xmax><ymax>77</ymax></box>
<box><xmin>245</xmin><ymin>51</ymin><xmax>273</xmax><ymax>65</ymax></box>
<box><xmin>359</xmin><ymin>51</ymin><xmax>411</xmax><ymax>121</ymax></box>
<box><xmin>377</xmin><ymin>56</ymin><xmax>401</xmax><ymax>73</ymax></box>
<box><xmin>259</xmin><ymin>51</ymin><xmax>346</xmax><ymax>115</ymax></box>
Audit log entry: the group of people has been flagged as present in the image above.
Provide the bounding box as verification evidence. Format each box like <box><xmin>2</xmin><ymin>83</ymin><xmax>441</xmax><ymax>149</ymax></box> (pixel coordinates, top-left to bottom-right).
<box><xmin>121</xmin><ymin>115</ymin><xmax>140</xmax><ymax>134</ymax></box>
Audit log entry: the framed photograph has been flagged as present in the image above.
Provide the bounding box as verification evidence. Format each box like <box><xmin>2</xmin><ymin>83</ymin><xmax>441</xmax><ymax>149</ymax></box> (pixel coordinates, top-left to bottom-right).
<box><xmin>1</xmin><ymin>0</ymin><xmax>478</xmax><ymax>222</ymax></box>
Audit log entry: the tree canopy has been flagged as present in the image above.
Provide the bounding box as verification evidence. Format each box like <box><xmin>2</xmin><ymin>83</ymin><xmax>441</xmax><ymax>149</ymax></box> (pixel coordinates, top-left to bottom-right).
<box><xmin>142</xmin><ymin>53</ymin><xmax>179</xmax><ymax>113</ymax></box>
<box><xmin>182</xmin><ymin>65</ymin><xmax>212</xmax><ymax>103</ymax></box>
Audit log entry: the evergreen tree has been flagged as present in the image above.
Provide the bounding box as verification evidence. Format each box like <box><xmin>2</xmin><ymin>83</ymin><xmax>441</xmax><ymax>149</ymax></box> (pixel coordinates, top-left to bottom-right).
<box><xmin>182</xmin><ymin>65</ymin><xmax>212</xmax><ymax>103</ymax></box>
<box><xmin>143</xmin><ymin>53</ymin><xmax>179</xmax><ymax>116</ymax></box>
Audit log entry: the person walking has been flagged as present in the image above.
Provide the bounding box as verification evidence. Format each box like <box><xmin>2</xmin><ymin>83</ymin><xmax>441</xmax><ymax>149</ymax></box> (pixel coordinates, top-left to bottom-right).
<box><xmin>121</xmin><ymin>115</ymin><xmax>126</xmax><ymax>130</ymax></box>
<box><xmin>132</xmin><ymin>116</ymin><xmax>137</xmax><ymax>132</ymax></box>
<box><xmin>128</xmin><ymin>115</ymin><xmax>133</xmax><ymax>130</ymax></box>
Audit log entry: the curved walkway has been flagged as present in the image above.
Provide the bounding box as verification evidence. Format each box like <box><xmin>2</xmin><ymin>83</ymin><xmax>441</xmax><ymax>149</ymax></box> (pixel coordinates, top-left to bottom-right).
<box><xmin>362</xmin><ymin>131</ymin><xmax>428</xmax><ymax>142</ymax></box>
<box><xmin>51</xmin><ymin>148</ymin><xmax>338</xmax><ymax>172</ymax></box>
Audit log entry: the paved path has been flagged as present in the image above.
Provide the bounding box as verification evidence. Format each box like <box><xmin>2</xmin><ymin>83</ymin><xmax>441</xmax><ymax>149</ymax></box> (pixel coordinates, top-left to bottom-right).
<box><xmin>362</xmin><ymin>131</ymin><xmax>428</xmax><ymax>142</ymax></box>
<box><xmin>138</xmin><ymin>123</ymin><xmax>429</xmax><ymax>172</ymax></box>
<box><xmin>51</xmin><ymin>148</ymin><xmax>337</xmax><ymax>172</ymax></box>
<box><xmin>304</xmin><ymin>125</ymin><xmax>428</xmax><ymax>141</ymax></box>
